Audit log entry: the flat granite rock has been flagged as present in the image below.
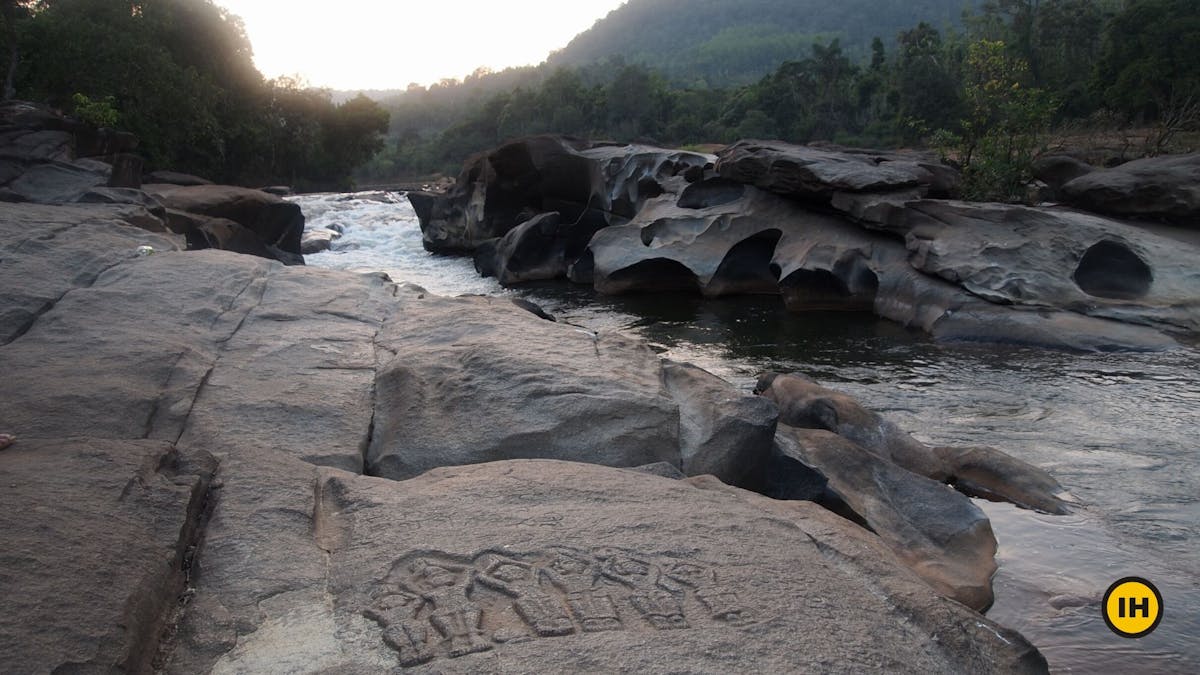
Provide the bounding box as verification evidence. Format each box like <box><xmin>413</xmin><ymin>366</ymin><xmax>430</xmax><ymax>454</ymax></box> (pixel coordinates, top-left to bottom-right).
<box><xmin>169</xmin><ymin>459</ymin><xmax>1046</xmax><ymax>674</ymax></box>
<box><xmin>0</xmin><ymin>438</ymin><xmax>216</xmax><ymax>673</ymax></box>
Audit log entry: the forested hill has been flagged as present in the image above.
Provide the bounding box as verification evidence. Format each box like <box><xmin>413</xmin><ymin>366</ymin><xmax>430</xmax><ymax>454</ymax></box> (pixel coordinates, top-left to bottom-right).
<box><xmin>549</xmin><ymin>0</ymin><xmax>980</xmax><ymax>86</ymax></box>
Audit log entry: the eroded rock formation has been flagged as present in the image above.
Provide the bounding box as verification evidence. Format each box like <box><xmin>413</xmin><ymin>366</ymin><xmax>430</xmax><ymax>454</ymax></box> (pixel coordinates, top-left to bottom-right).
<box><xmin>414</xmin><ymin>135</ymin><xmax>1200</xmax><ymax>351</ymax></box>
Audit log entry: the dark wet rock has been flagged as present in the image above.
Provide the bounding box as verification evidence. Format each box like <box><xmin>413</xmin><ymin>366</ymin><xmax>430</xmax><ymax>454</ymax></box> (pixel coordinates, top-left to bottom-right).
<box><xmin>167</xmin><ymin>458</ymin><xmax>1046</xmax><ymax>673</ymax></box>
<box><xmin>510</xmin><ymin>297</ymin><xmax>556</xmax><ymax>322</ymax></box>
<box><xmin>756</xmin><ymin>372</ymin><xmax>1071</xmax><ymax>516</ymax></box>
<box><xmin>475</xmin><ymin>211</ymin><xmax>573</xmax><ymax>285</ymax></box>
<box><xmin>144</xmin><ymin>183</ymin><xmax>306</xmax><ymax>260</ymax></box>
<box><xmin>0</xmin><ymin>438</ymin><xmax>216</xmax><ymax>674</ymax></box>
<box><xmin>1060</xmin><ymin>153</ymin><xmax>1200</xmax><ymax>223</ymax></box>
<box><xmin>590</xmin><ymin>185</ymin><xmax>792</xmax><ymax>297</ymax></box>
<box><xmin>144</xmin><ymin>169</ymin><xmax>213</xmax><ymax>186</ymax></box>
<box><xmin>260</xmin><ymin>185</ymin><xmax>292</xmax><ymax>196</ymax></box>
<box><xmin>410</xmin><ymin>135</ymin><xmax>709</xmax><ymax>265</ymax></box>
<box><xmin>933</xmin><ymin>445</ymin><xmax>1073</xmax><ymax>515</ymax></box>
<box><xmin>774</xmin><ymin>427</ymin><xmax>998</xmax><ymax>611</ymax></box>
<box><xmin>1031</xmin><ymin>154</ymin><xmax>1094</xmax><ymax>195</ymax></box>
<box><xmin>107</xmin><ymin>152</ymin><xmax>142</xmax><ymax>188</ymax></box>
<box><xmin>661</xmin><ymin>359</ymin><xmax>778</xmax><ymax>489</ymax></box>
<box><xmin>715</xmin><ymin>140</ymin><xmax>959</xmax><ymax>202</ymax></box>
<box><xmin>756</xmin><ymin>372</ymin><xmax>947</xmax><ymax>479</ymax></box>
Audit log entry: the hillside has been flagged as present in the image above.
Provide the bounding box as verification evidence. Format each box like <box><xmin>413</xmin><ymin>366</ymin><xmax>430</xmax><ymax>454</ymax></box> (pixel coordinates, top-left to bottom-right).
<box><xmin>549</xmin><ymin>0</ymin><xmax>979</xmax><ymax>86</ymax></box>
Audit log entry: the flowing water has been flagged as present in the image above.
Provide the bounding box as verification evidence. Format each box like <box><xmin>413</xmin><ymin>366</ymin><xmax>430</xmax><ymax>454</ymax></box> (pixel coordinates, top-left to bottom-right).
<box><xmin>300</xmin><ymin>192</ymin><xmax>1200</xmax><ymax>673</ymax></box>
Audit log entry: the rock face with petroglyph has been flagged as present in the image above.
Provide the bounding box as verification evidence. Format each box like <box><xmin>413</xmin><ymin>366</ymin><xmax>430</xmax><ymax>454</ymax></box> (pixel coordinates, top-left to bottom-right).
<box><xmin>165</xmin><ymin>460</ymin><xmax>1045</xmax><ymax>674</ymax></box>
<box><xmin>0</xmin><ymin>194</ymin><xmax>1054</xmax><ymax>673</ymax></box>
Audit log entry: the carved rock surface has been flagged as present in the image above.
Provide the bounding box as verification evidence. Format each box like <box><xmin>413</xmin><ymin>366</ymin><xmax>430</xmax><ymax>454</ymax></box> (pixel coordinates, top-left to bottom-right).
<box><xmin>167</xmin><ymin>459</ymin><xmax>1046</xmax><ymax>674</ymax></box>
<box><xmin>0</xmin><ymin>200</ymin><xmax>1054</xmax><ymax>674</ymax></box>
<box><xmin>1060</xmin><ymin>153</ymin><xmax>1200</xmax><ymax>223</ymax></box>
<box><xmin>0</xmin><ymin>438</ymin><xmax>216</xmax><ymax>673</ymax></box>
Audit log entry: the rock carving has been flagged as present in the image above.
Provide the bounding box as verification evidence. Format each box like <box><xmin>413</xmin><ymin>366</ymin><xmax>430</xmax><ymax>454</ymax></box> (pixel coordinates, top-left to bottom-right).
<box><xmin>363</xmin><ymin>547</ymin><xmax>747</xmax><ymax>665</ymax></box>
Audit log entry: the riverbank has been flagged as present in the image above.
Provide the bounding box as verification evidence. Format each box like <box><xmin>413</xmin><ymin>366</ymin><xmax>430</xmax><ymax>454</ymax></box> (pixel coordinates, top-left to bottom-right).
<box><xmin>1</xmin><ymin>200</ymin><xmax>1051</xmax><ymax>673</ymax></box>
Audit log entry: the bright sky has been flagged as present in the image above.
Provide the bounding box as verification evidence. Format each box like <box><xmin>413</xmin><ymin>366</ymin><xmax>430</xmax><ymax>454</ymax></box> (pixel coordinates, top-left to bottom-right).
<box><xmin>213</xmin><ymin>1</ymin><xmax>628</xmax><ymax>90</ymax></box>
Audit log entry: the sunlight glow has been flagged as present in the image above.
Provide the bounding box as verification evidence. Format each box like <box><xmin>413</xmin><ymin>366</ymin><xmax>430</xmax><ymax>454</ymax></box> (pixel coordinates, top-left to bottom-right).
<box><xmin>213</xmin><ymin>1</ymin><xmax>628</xmax><ymax>90</ymax></box>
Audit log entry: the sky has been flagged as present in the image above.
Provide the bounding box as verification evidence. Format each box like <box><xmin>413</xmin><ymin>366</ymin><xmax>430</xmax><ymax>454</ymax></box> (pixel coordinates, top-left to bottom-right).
<box><xmin>213</xmin><ymin>1</ymin><xmax>629</xmax><ymax>91</ymax></box>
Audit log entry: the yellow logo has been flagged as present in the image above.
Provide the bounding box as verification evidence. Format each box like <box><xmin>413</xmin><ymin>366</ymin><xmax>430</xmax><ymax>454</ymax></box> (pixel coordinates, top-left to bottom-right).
<box><xmin>1102</xmin><ymin>577</ymin><xmax>1163</xmax><ymax>639</ymax></box>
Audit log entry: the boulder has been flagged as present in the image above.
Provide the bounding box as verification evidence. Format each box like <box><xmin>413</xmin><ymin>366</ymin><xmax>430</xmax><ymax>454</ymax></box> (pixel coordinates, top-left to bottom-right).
<box><xmin>166</xmin><ymin>208</ymin><xmax>296</xmax><ymax>261</ymax></box>
<box><xmin>1060</xmin><ymin>153</ymin><xmax>1200</xmax><ymax>223</ymax></box>
<box><xmin>473</xmin><ymin>211</ymin><xmax>572</xmax><ymax>285</ymax></box>
<box><xmin>588</xmin><ymin>177</ymin><xmax>1178</xmax><ymax>350</ymax></box>
<box><xmin>0</xmin><ymin>438</ymin><xmax>216</xmax><ymax>673</ymax></box>
<box><xmin>107</xmin><ymin>152</ymin><xmax>143</xmax><ymax>188</ymax></box>
<box><xmin>1031</xmin><ymin>154</ymin><xmax>1094</xmax><ymax>195</ymax></box>
<box><xmin>144</xmin><ymin>183</ymin><xmax>306</xmax><ymax>259</ymax></box>
<box><xmin>774</xmin><ymin>427</ymin><xmax>998</xmax><ymax>611</ymax></box>
<box><xmin>590</xmin><ymin>183</ymin><xmax>791</xmax><ymax>297</ymax></box>
<box><xmin>301</xmin><ymin>226</ymin><xmax>340</xmax><ymax>254</ymax></box>
<box><xmin>858</xmin><ymin>199</ymin><xmax>1200</xmax><ymax>336</ymax></box>
<box><xmin>4</xmin><ymin>159</ymin><xmax>109</xmax><ymax>202</ymax></box>
<box><xmin>755</xmin><ymin>373</ymin><xmax>1071</xmax><ymax>515</ymax></box>
<box><xmin>411</xmin><ymin>135</ymin><xmax>709</xmax><ymax>262</ymax></box>
<box><xmin>715</xmin><ymin>140</ymin><xmax>958</xmax><ymax>202</ymax></box>
<box><xmin>144</xmin><ymin>170</ymin><xmax>214</xmax><ymax>186</ymax></box>
<box><xmin>367</xmin><ymin>289</ymin><xmax>775</xmax><ymax>488</ymax></box>
<box><xmin>165</xmin><ymin>458</ymin><xmax>1046</xmax><ymax>673</ymax></box>
<box><xmin>661</xmin><ymin>359</ymin><xmax>779</xmax><ymax>489</ymax></box>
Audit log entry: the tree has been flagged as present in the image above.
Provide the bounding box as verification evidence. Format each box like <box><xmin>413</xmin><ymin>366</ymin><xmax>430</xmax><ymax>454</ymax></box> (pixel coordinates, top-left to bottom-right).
<box><xmin>894</xmin><ymin>23</ymin><xmax>962</xmax><ymax>136</ymax></box>
<box><xmin>1094</xmin><ymin>0</ymin><xmax>1200</xmax><ymax>121</ymax></box>
<box><xmin>936</xmin><ymin>39</ymin><xmax>1057</xmax><ymax>200</ymax></box>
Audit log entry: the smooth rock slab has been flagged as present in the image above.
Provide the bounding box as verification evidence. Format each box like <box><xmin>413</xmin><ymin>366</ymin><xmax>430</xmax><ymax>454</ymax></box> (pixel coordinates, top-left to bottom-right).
<box><xmin>171</xmin><ymin>459</ymin><xmax>1046</xmax><ymax>674</ymax></box>
<box><xmin>367</xmin><ymin>289</ymin><xmax>775</xmax><ymax>487</ymax></box>
<box><xmin>1060</xmin><ymin>153</ymin><xmax>1200</xmax><ymax>223</ymax></box>
<box><xmin>774</xmin><ymin>427</ymin><xmax>998</xmax><ymax>611</ymax></box>
<box><xmin>715</xmin><ymin>140</ymin><xmax>956</xmax><ymax>201</ymax></box>
<box><xmin>0</xmin><ymin>438</ymin><xmax>216</xmax><ymax>673</ymax></box>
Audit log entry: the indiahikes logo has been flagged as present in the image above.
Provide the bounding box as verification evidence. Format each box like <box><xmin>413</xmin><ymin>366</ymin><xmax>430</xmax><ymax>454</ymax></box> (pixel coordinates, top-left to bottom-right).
<box><xmin>1102</xmin><ymin>577</ymin><xmax>1163</xmax><ymax>639</ymax></box>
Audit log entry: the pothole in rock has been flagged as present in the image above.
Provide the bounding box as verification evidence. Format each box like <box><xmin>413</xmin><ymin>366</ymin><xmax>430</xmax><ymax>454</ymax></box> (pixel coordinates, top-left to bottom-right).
<box><xmin>1073</xmin><ymin>241</ymin><xmax>1153</xmax><ymax>300</ymax></box>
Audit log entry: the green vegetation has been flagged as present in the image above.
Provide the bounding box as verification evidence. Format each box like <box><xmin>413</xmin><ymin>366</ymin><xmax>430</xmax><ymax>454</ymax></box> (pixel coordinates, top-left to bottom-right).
<box><xmin>5</xmin><ymin>0</ymin><xmax>1197</xmax><ymax>199</ymax></box>
<box><xmin>367</xmin><ymin>0</ymin><xmax>1200</xmax><ymax>202</ymax></box>
<box><xmin>550</xmin><ymin>0</ymin><xmax>980</xmax><ymax>88</ymax></box>
<box><xmin>1</xmin><ymin>0</ymin><xmax>388</xmax><ymax>190</ymax></box>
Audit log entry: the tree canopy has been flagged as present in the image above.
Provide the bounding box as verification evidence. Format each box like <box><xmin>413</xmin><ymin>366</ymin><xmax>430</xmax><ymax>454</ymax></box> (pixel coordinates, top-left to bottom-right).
<box><xmin>3</xmin><ymin>0</ymin><xmax>388</xmax><ymax>189</ymax></box>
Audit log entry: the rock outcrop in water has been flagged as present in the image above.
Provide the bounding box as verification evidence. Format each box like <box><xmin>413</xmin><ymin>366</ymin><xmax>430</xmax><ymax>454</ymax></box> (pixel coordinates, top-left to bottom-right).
<box><xmin>412</xmin><ymin>136</ymin><xmax>1200</xmax><ymax>351</ymax></box>
<box><xmin>757</xmin><ymin>372</ymin><xmax>1071</xmax><ymax>610</ymax></box>
<box><xmin>0</xmin><ymin>195</ymin><xmax>1052</xmax><ymax>672</ymax></box>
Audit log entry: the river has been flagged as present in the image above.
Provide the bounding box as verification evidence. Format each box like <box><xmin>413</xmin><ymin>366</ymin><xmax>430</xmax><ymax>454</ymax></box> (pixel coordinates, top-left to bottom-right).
<box><xmin>299</xmin><ymin>191</ymin><xmax>1199</xmax><ymax>674</ymax></box>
